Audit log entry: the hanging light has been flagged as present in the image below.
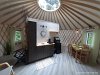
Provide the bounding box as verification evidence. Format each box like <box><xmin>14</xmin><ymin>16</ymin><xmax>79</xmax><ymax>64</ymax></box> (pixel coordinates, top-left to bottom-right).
<box><xmin>75</xmin><ymin>29</ymin><xmax>79</xmax><ymax>33</ymax></box>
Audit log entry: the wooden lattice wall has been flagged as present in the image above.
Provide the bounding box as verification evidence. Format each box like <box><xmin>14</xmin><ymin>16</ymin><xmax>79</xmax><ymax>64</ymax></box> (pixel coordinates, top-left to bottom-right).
<box><xmin>0</xmin><ymin>0</ymin><xmax>100</xmax><ymax>56</ymax></box>
<box><xmin>59</xmin><ymin>30</ymin><xmax>83</xmax><ymax>46</ymax></box>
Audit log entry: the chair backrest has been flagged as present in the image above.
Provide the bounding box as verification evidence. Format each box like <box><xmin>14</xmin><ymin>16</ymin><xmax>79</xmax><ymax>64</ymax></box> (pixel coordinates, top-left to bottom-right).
<box><xmin>83</xmin><ymin>44</ymin><xmax>89</xmax><ymax>49</ymax></box>
<box><xmin>68</xmin><ymin>44</ymin><xmax>72</xmax><ymax>50</ymax></box>
<box><xmin>80</xmin><ymin>49</ymin><xmax>90</xmax><ymax>57</ymax></box>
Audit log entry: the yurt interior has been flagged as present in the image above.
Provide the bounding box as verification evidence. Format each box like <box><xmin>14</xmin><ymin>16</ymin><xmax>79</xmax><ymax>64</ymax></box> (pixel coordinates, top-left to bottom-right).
<box><xmin>0</xmin><ymin>0</ymin><xmax>100</xmax><ymax>75</ymax></box>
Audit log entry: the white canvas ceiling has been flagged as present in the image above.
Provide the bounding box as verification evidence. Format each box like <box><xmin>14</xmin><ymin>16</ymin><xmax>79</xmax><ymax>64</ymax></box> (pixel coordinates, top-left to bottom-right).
<box><xmin>0</xmin><ymin>0</ymin><xmax>100</xmax><ymax>30</ymax></box>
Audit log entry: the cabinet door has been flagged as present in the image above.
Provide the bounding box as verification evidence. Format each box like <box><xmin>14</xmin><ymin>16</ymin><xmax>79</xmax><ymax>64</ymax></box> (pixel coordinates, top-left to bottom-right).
<box><xmin>44</xmin><ymin>45</ymin><xmax>54</xmax><ymax>57</ymax></box>
<box><xmin>26</xmin><ymin>21</ymin><xmax>36</xmax><ymax>46</ymax></box>
<box><xmin>37</xmin><ymin>46</ymin><xmax>45</xmax><ymax>60</ymax></box>
<box><xmin>28</xmin><ymin>46</ymin><xmax>37</xmax><ymax>62</ymax></box>
<box><xmin>25</xmin><ymin>21</ymin><xmax>37</xmax><ymax>63</ymax></box>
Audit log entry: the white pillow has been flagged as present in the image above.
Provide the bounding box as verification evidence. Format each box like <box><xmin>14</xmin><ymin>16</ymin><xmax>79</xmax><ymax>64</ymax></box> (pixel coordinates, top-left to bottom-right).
<box><xmin>0</xmin><ymin>66</ymin><xmax>12</xmax><ymax>75</ymax></box>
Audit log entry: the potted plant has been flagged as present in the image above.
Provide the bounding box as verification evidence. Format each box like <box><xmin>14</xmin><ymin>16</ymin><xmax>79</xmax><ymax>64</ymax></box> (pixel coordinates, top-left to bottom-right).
<box><xmin>4</xmin><ymin>42</ymin><xmax>12</xmax><ymax>55</ymax></box>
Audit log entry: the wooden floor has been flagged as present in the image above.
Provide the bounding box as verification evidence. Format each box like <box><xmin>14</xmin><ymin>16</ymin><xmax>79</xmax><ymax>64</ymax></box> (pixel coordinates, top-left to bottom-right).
<box><xmin>14</xmin><ymin>46</ymin><xmax>100</xmax><ymax>75</ymax></box>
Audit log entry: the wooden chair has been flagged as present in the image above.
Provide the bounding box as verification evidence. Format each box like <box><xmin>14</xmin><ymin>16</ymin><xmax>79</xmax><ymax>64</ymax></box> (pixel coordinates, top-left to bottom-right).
<box><xmin>79</xmin><ymin>49</ymin><xmax>90</xmax><ymax>63</ymax></box>
<box><xmin>71</xmin><ymin>44</ymin><xmax>78</xmax><ymax>57</ymax></box>
<box><xmin>74</xmin><ymin>44</ymin><xmax>90</xmax><ymax>63</ymax></box>
<box><xmin>83</xmin><ymin>44</ymin><xmax>89</xmax><ymax>49</ymax></box>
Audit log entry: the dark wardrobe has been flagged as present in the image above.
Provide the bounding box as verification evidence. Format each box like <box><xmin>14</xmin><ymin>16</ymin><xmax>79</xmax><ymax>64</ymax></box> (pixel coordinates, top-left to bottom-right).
<box><xmin>25</xmin><ymin>21</ymin><xmax>54</xmax><ymax>64</ymax></box>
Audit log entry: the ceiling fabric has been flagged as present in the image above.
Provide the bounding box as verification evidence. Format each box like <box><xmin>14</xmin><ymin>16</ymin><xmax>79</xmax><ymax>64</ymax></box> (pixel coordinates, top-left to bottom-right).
<box><xmin>0</xmin><ymin>0</ymin><xmax>100</xmax><ymax>30</ymax></box>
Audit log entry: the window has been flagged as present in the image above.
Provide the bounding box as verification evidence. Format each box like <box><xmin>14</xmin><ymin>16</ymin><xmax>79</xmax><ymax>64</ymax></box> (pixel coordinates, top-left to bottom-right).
<box><xmin>86</xmin><ymin>32</ymin><xmax>94</xmax><ymax>47</ymax></box>
<box><xmin>15</xmin><ymin>31</ymin><xmax>22</xmax><ymax>42</ymax></box>
<box><xmin>38</xmin><ymin>0</ymin><xmax>61</xmax><ymax>11</ymax></box>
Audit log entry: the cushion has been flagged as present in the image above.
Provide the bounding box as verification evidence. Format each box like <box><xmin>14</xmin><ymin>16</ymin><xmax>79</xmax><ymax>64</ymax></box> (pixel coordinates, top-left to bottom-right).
<box><xmin>0</xmin><ymin>62</ymin><xmax>10</xmax><ymax>71</ymax></box>
<box><xmin>0</xmin><ymin>66</ymin><xmax>12</xmax><ymax>75</ymax></box>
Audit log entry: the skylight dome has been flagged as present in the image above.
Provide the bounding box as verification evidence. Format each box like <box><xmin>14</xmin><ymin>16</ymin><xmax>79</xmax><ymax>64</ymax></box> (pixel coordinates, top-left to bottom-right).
<box><xmin>38</xmin><ymin>0</ymin><xmax>61</xmax><ymax>11</ymax></box>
